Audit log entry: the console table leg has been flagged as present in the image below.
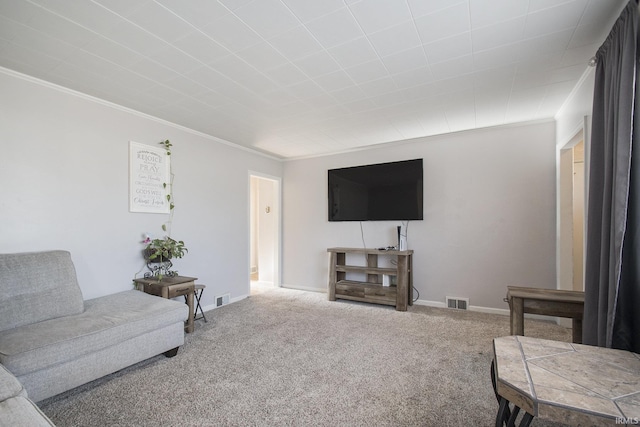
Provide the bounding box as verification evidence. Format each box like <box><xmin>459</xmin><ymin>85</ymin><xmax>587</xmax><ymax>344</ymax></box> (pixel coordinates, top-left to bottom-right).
<box><xmin>572</xmin><ymin>318</ymin><xmax>583</xmax><ymax>344</ymax></box>
<box><xmin>510</xmin><ymin>297</ymin><xmax>524</xmax><ymax>336</ymax></box>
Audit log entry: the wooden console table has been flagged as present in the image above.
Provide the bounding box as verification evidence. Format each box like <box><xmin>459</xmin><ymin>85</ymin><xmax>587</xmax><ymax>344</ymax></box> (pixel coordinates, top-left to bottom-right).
<box><xmin>327</xmin><ymin>247</ymin><xmax>413</xmax><ymax>311</ymax></box>
<box><xmin>133</xmin><ymin>275</ymin><xmax>196</xmax><ymax>333</ymax></box>
<box><xmin>506</xmin><ymin>286</ymin><xmax>584</xmax><ymax>343</ymax></box>
<box><xmin>491</xmin><ymin>335</ymin><xmax>640</xmax><ymax>426</ymax></box>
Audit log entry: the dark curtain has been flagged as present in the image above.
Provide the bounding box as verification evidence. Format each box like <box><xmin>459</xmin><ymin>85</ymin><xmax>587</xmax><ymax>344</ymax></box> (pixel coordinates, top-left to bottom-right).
<box><xmin>583</xmin><ymin>0</ymin><xmax>639</xmax><ymax>352</ymax></box>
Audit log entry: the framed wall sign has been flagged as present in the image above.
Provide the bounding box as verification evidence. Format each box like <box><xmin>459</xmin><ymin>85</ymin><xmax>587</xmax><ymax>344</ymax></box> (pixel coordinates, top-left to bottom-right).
<box><xmin>129</xmin><ymin>141</ymin><xmax>170</xmax><ymax>213</ymax></box>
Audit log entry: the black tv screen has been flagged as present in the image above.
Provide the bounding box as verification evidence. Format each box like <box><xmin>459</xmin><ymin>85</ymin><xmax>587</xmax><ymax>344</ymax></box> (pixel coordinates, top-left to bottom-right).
<box><xmin>328</xmin><ymin>159</ymin><xmax>423</xmax><ymax>221</ymax></box>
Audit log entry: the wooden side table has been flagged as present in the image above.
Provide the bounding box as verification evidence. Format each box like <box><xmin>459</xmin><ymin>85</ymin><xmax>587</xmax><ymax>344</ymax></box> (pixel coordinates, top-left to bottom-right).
<box><xmin>133</xmin><ymin>275</ymin><xmax>196</xmax><ymax>333</ymax></box>
<box><xmin>506</xmin><ymin>286</ymin><xmax>584</xmax><ymax>343</ymax></box>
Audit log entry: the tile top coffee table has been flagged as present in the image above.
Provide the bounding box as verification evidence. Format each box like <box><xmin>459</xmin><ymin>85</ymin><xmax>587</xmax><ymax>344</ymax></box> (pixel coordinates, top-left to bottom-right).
<box><xmin>491</xmin><ymin>335</ymin><xmax>640</xmax><ymax>426</ymax></box>
<box><xmin>133</xmin><ymin>275</ymin><xmax>196</xmax><ymax>333</ymax></box>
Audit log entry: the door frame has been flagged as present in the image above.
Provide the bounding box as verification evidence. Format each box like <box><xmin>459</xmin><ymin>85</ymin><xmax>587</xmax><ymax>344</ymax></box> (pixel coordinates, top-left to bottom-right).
<box><xmin>248</xmin><ymin>171</ymin><xmax>282</xmax><ymax>289</ymax></box>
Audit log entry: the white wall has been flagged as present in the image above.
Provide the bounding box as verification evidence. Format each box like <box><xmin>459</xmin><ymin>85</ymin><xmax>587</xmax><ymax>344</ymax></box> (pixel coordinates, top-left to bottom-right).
<box><xmin>282</xmin><ymin>121</ymin><xmax>557</xmax><ymax>311</ymax></box>
<box><xmin>0</xmin><ymin>70</ymin><xmax>282</xmax><ymax>307</ymax></box>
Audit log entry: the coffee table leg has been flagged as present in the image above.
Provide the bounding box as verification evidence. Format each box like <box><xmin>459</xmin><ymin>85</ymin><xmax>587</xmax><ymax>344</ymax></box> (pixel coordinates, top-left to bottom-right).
<box><xmin>496</xmin><ymin>397</ymin><xmax>510</xmax><ymax>427</ymax></box>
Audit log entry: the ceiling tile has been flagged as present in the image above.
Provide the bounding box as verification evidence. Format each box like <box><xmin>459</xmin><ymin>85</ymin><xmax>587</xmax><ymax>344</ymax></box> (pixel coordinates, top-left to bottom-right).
<box><xmin>0</xmin><ymin>0</ymin><xmax>42</xmax><ymax>24</ymax></box>
<box><xmin>105</xmin><ymin>21</ymin><xmax>167</xmax><ymax>57</ymax></box>
<box><xmin>0</xmin><ymin>40</ymin><xmax>62</xmax><ymax>75</ymax></box>
<box><xmin>523</xmin><ymin>1</ymin><xmax>587</xmax><ymax>39</ymax></box>
<box><xmin>217</xmin><ymin>0</ymin><xmax>254</xmax><ymax>12</ymax></box>
<box><xmin>234</xmin><ymin>71</ymin><xmax>281</xmax><ymax>95</ymax></box>
<box><xmin>236</xmin><ymin>41</ymin><xmax>289</xmax><ymax>71</ymax></box>
<box><xmin>172</xmin><ymin>31</ymin><xmax>229</xmax><ymax>64</ymax></box>
<box><xmin>517</xmin><ymin>29</ymin><xmax>574</xmax><ymax>58</ymax></box>
<box><xmin>313</xmin><ymin>70</ymin><xmax>355</xmax><ymax>92</ymax></box>
<box><xmin>261</xmin><ymin>63</ymin><xmax>309</xmax><ymax>86</ymax></box>
<box><xmin>344</xmin><ymin>59</ymin><xmax>389</xmax><ymax>84</ymax></box>
<box><xmin>293</xmin><ymin>50</ymin><xmax>342</xmax><ymax>78</ymax></box>
<box><xmin>381</xmin><ymin>45</ymin><xmax>427</xmax><ymax>75</ymax></box>
<box><xmin>579</xmin><ymin>0</ymin><xmax>624</xmax><ymax>27</ymax></box>
<box><xmin>366</xmin><ymin>20</ymin><xmax>422</xmax><ymax>57</ymax></box>
<box><xmin>473</xmin><ymin>64</ymin><xmax>516</xmax><ymax>89</ymax></box>
<box><xmin>430</xmin><ymin>54</ymin><xmax>474</xmax><ymax>81</ymax></box>
<box><xmin>146</xmin><ymin>45</ymin><xmax>204</xmax><ymax>76</ymax></box>
<box><xmin>473</xmin><ymin>43</ymin><xmax>523</xmax><ymax>70</ymax></box>
<box><xmin>391</xmin><ymin>66</ymin><xmax>434</xmax><ymax>89</ymax></box>
<box><xmin>327</xmin><ymin>37</ymin><xmax>379</xmax><ymax>68</ymax></box>
<box><xmin>0</xmin><ymin>0</ymin><xmax>627</xmax><ymax>159</ymax></box>
<box><xmin>358</xmin><ymin>76</ymin><xmax>398</xmax><ymax>98</ymax></box>
<box><xmin>329</xmin><ymin>85</ymin><xmax>368</xmax><ymax>103</ymax></box>
<box><xmin>568</xmin><ymin>22</ymin><xmax>609</xmax><ymax>48</ymax></box>
<box><xmin>162</xmin><ymin>75</ymin><xmax>209</xmax><ymax>97</ymax></box>
<box><xmin>407</xmin><ymin>0</ymin><xmax>466</xmax><ymax>19</ymax></box>
<box><xmin>84</xmin><ymin>36</ymin><xmax>142</xmax><ymax>68</ymax></box>
<box><xmin>235</xmin><ymin>0</ymin><xmax>299</xmax><ymax>39</ymax></box>
<box><xmin>348</xmin><ymin>0</ymin><xmax>412</xmax><ymax>34</ymax></box>
<box><xmin>469</xmin><ymin>0</ymin><xmax>529</xmax><ymax>29</ymax></box>
<box><xmin>23</xmin><ymin>6</ymin><xmax>100</xmax><ymax>49</ymax></box>
<box><xmin>200</xmin><ymin>13</ymin><xmax>263</xmax><ymax>52</ymax></box>
<box><xmin>287</xmin><ymin>79</ymin><xmax>327</xmax><ymax>99</ymax></box>
<box><xmin>126</xmin><ymin>2</ymin><xmax>194</xmax><ymax>43</ymax></box>
<box><xmin>92</xmin><ymin>0</ymin><xmax>152</xmax><ymax>19</ymax></box>
<box><xmin>268</xmin><ymin>25</ymin><xmax>324</xmax><ymax>61</ymax></box>
<box><xmin>128</xmin><ymin>56</ymin><xmax>182</xmax><ymax>83</ymax></box>
<box><xmin>281</xmin><ymin>0</ymin><xmax>345</xmax><ymax>23</ymax></box>
<box><xmin>471</xmin><ymin>17</ymin><xmax>526</xmax><ymax>53</ymax></box>
<box><xmin>28</xmin><ymin>0</ymin><xmax>122</xmax><ymax>34</ymax></box>
<box><xmin>415</xmin><ymin>2</ymin><xmax>470</xmax><ymax>44</ymax></box>
<box><xmin>304</xmin><ymin>7</ymin><xmax>364</xmax><ymax>49</ymax></box>
<box><xmin>154</xmin><ymin>0</ymin><xmax>230</xmax><ymax>29</ymax></box>
<box><xmin>209</xmin><ymin>54</ymin><xmax>257</xmax><ymax>81</ymax></box>
<box><xmin>424</xmin><ymin>32</ymin><xmax>472</xmax><ymax>65</ymax></box>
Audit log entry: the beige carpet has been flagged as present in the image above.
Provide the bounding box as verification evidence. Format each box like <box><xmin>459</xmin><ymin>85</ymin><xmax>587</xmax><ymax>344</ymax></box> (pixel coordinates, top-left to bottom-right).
<box><xmin>39</xmin><ymin>287</ymin><xmax>572</xmax><ymax>426</ymax></box>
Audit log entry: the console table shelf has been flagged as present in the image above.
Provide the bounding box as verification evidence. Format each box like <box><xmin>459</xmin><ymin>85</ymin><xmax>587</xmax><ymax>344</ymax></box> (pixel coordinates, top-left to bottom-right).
<box><xmin>327</xmin><ymin>247</ymin><xmax>413</xmax><ymax>311</ymax></box>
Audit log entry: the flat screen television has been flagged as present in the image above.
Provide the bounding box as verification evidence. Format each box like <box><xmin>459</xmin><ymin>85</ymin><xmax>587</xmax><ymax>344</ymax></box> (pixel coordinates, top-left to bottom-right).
<box><xmin>328</xmin><ymin>159</ymin><xmax>423</xmax><ymax>221</ymax></box>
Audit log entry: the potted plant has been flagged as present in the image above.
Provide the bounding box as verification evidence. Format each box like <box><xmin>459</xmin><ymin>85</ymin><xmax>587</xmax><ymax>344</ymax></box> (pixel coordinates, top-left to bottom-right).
<box><xmin>143</xmin><ymin>236</ymin><xmax>188</xmax><ymax>263</ymax></box>
<box><xmin>138</xmin><ymin>139</ymin><xmax>188</xmax><ymax>281</ymax></box>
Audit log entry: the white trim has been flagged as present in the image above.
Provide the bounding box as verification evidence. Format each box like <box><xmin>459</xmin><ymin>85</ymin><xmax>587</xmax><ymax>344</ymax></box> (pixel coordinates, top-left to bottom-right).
<box><xmin>555</xmin><ymin>66</ymin><xmax>594</xmax><ymax>120</ymax></box>
<box><xmin>282</xmin><ymin>118</ymin><xmax>554</xmax><ymax>162</ymax></box>
<box><xmin>0</xmin><ymin>66</ymin><xmax>282</xmax><ymax>161</ymax></box>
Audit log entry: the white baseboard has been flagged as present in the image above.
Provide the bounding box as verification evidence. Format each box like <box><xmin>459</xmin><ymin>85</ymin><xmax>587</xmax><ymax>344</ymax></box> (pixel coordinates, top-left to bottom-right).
<box><xmin>280</xmin><ymin>283</ymin><xmax>325</xmax><ymax>293</ymax></box>
<box><xmin>200</xmin><ymin>287</ymin><xmax>565</xmax><ymax>325</ymax></box>
<box><xmin>412</xmin><ymin>299</ymin><xmax>511</xmax><ymax>316</ymax></box>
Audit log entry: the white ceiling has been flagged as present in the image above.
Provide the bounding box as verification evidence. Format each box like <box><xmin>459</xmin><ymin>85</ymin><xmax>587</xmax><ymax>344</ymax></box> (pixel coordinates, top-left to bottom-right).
<box><xmin>0</xmin><ymin>0</ymin><xmax>627</xmax><ymax>159</ymax></box>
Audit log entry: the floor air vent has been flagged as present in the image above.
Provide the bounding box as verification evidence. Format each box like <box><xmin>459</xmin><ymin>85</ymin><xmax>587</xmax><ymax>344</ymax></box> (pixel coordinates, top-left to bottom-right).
<box><xmin>446</xmin><ymin>297</ymin><xmax>469</xmax><ymax>310</ymax></box>
<box><xmin>216</xmin><ymin>293</ymin><xmax>230</xmax><ymax>307</ymax></box>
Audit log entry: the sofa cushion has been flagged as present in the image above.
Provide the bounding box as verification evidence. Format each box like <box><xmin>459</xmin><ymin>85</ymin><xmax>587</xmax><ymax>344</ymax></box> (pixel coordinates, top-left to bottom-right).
<box><xmin>0</xmin><ymin>364</ymin><xmax>25</xmax><ymax>401</ymax></box>
<box><xmin>0</xmin><ymin>251</ymin><xmax>84</xmax><ymax>332</ymax></box>
<box><xmin>0</xmin><ymin>396</ymin><xmax>56</xmax><ymax>426</ymax></box>
<box><xmin>0</xmin><ymin>290</ymin><xmax>187</xmax><ymax>376</ymax></box>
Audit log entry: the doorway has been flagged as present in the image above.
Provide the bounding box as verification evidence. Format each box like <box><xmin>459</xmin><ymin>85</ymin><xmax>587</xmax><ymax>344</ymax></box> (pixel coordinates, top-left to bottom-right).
<box><xmin>249</xmin><ymin>173</ymin><xmax>281</xmax><ymax>294</ymax></box>
<box><xmin>559</xmin><ymin>133</ymin><xmax>585</xmax><ymax>292</ymax></box>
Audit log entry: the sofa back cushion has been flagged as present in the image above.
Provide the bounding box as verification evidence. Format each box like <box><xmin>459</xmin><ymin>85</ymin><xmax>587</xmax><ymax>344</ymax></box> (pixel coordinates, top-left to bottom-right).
<box><xmin>0</xmin><ymin>250</ymin><xmax>84</xmax><ymax>332</ymax></box>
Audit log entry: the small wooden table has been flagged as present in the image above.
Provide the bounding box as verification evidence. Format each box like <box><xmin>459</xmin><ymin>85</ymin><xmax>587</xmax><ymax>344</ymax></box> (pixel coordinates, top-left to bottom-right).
<box><xmin>491</xmin><ymin>336</ymin><xmax>640</xmax><ymax>426</ymax></box>
<box><xmin>506</xmin><ymin>286</ymin><xmax>584</xmax><ymax>343</ymax></box>
<box><xmin>133</xmin><ymin>275</ymin><xmax>196</xmax><ymax>333</ymax></box>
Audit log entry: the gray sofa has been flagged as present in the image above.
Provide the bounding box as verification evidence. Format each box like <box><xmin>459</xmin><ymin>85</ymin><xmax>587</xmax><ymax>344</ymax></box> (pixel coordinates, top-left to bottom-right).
<box><xmin>0</xmin><ymin>250</ymin><xmax>188</xmax><ymax>409</ymax></box>
<box><xmin>0</xmin><ymin>364</ymin><xmax>54</xmax><ymax>426</ymax></box>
